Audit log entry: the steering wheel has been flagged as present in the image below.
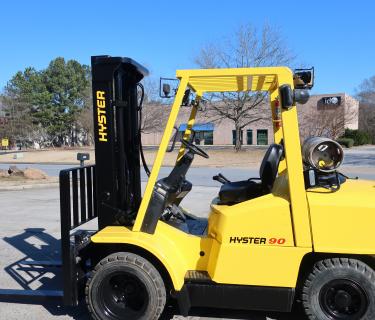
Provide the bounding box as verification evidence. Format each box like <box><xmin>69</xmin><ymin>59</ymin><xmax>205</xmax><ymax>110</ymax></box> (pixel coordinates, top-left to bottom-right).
<box><xmin>181</xmin><ymin>139</ymin><xmax>209</xmax><ymax>159</ymax></box>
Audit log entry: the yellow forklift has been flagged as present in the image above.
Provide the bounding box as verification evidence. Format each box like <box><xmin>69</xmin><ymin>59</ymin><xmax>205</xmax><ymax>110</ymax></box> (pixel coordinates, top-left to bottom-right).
<box><xmin>1</xmin><ymin>55</ymin><xmax>375</xmax><ymax>320</ymax></box>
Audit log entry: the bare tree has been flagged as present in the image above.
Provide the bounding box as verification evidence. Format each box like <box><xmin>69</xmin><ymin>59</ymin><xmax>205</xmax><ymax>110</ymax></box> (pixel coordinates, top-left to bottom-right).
<box><xmin>195</xmin><ymin>23</ymin><xmax>295</xmax><ymax>150</ymax></box>
<box><xmin>298</xmin><ymin>103</ymin><xmax>358</xmax><ymax>141</ymax></box>
<box><xmin>357</xmin><ymin>76</ymin><xmax>375</xmax><ymax>104</ymax></box>
<box><xmin>76</xmin><ymin>105</ymin><xmax>94</xmax><ymax>145</ymax></box>
<box><xmin>140</xmin><ymin>103</ymin><xmax>167</xmax><ymax>134</ymax></box>
<box><xmin>140</xmin><ymin>78</ymin><xmax>167</xmax><ymax>134</ymax></box>
<box><xmin>356</xmin><ymin>76</ymin><xmax>375</xmax><ymax>141</ymax></box>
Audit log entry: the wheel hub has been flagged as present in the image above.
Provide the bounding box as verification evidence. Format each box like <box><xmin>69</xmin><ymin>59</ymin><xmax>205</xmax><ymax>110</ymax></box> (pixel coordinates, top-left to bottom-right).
<box><xmin>334</xmin><ymin>290</ymin><xmax>352</xmax><ymax>309</ymax></box>
<box><xmin>100</xmin><ymin>271</ymin><xmax>149</xmax><ymax>319</ymax></box>
<box><xmin>320</xmin><ymin>279</ymin><xmax>368</xmax><ymax>319</ymax></box>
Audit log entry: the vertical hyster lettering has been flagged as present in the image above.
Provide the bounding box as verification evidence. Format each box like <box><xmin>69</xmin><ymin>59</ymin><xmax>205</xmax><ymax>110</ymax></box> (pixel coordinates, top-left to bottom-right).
<box><xmin>96</xmin><ymin>91</ymin><xmax>108</xmax><ymax>142</ymax></box>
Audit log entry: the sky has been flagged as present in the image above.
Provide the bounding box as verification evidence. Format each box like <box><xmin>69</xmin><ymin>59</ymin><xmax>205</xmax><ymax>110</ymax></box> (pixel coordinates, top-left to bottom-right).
<box><xmin>0</xmin><ymin>0</ymin><xmax>374</xmax><ymax>95</ymax></box>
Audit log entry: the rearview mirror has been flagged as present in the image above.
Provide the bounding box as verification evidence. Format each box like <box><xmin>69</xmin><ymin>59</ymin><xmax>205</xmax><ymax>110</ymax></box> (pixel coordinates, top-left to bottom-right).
<box><xmin>162</xmin><ymin>83</ymin><xmax>171</xmax><ymax>97</ymax></box>
<box><xmin>159</xmin><ymin>77</ymin><xmax>178</xmax><ymax>98</ymax></box>
<box><xmin>160</xmin><ymin>77</ymin><xmax>192</xmax><ymax>107</ymax></box>
<box><xmin>293</xmin><ymin>67</ymin><xmax>314</xmax><ymax>89</ymax></box>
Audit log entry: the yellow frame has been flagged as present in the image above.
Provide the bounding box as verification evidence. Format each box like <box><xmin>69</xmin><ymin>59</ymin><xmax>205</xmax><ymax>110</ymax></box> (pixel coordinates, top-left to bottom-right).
<box><xmin>92</xmin><ymin>66</ymin><xmax>326</xmax><ymax>291</ymax></box>
<box><xmin>133</xmin><ymin>67</ymin><xmax>311</xmax><ymax>247</ymax></box>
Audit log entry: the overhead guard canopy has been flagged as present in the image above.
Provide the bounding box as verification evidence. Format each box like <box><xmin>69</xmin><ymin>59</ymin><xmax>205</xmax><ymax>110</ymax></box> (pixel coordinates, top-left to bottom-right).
<box><xmin>176</xmin><ymin>67</ymin><xmax>292</xmax><ymax>94</ymax></box>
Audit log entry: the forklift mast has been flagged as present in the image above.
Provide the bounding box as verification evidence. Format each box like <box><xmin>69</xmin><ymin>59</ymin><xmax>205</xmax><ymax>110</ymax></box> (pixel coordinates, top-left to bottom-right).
<box><xmin>91</xmin><ymin>56</ymin><xmax>149</xmax><ymax>229</ymax></box>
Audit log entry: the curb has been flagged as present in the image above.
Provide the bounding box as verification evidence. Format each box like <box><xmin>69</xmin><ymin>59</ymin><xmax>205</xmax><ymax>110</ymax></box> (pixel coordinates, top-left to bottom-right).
<box><xmin>0</xmin><ymin>182</ymin><xmax>59</xmax><ymax>191</ymax></box>
<box><xmin>0</xmin><ymin>161</ymin><xmax>89</xmax><ymax>165</ymax></box>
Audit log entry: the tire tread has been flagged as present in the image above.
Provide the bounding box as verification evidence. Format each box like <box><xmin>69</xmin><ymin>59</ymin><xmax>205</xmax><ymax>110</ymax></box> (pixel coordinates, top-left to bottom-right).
<box><xmin>85</xmin><ymin>252</ymin><xmax>166</xmax><ymax>320</ymax></box>
<box><xmin>302</xmin><ymin>257</ymin><xmax>375</xmax><ymax>320</ymax></box>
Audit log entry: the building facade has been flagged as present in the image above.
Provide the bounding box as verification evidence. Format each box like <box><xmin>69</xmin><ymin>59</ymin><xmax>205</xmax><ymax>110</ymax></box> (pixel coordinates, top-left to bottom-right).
<box><xmin>141</xmin><ymin>93</ymin><xmax>359</xmax><ymax>146</ymax></box>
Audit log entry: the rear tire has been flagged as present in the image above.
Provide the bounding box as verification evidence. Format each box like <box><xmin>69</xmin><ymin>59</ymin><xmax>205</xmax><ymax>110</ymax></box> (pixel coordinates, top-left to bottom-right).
<box><xmin>86</xmin><ymin>252</ymin><xmax>166</xmax><ymax>320</ymax></box>
<box><xmin>302</xmin><ymin>258</ymin><xmax>375</xmax><ymax>320</ymax></box>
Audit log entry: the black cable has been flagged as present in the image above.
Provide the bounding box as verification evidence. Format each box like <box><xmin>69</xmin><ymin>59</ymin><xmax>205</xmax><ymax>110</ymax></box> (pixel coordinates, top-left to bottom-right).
<box><xmin>338</xmin><ymin>172</ymin><xmax>359</xmax><ymax>180</ymax></box>
<box><xmin>137</xmin><ymin>83</ymin><xmax>151</xmax><ymax>177</ymax></box>
<box><xmin>137</xmin><ymin>83</ymin><xmax>145</xmax><ymax>110</ymax></box>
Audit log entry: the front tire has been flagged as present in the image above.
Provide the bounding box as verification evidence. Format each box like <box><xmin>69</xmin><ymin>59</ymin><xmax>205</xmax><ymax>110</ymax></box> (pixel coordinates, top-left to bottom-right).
<box><xmin>302</xmin><ymin>258</ymin><xmax>375</xmax><ymax>320</ymax></box>
<box><xmin>86</xmin><ymin>252</ymin><xmax>166</xmax><ymax>320</ymax></box>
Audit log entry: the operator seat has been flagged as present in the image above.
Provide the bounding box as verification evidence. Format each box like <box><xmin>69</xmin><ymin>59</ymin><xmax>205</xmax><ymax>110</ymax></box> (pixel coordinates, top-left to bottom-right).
<box><xmin>218</xmin><ymin>144</ymin><xmax>284</xmax><ymax>205</ymax></box>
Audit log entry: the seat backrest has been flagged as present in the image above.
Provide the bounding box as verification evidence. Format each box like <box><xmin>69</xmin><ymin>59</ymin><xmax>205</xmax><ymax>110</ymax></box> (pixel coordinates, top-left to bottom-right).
<box><xmin>259</xmin><ymin>144</ymin><xmax>284</xmax><ymax>191</ymax></box>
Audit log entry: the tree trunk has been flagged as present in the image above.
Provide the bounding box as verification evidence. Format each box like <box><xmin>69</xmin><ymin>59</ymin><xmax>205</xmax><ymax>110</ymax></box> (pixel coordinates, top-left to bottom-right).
<box><xmin>71</xmin><ymin>127</ymin><xmax>74</xmax><ymax>147</ymax></box>
<box><xmin>235</xmin><ymin>122</ymin><xmax>242</xmax><ymax>151</ymax></box>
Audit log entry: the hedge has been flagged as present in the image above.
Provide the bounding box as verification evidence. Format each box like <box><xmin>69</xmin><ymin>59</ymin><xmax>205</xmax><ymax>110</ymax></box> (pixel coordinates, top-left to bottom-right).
<box><xmin>336</xmin><ymin>138</ymin><xmax>354</xmax><ymax>148</ymax></box>
<box><xmin>341</xmin><ymin>129</ymin><xmax>372</xmax><ymax>146</ymax></box>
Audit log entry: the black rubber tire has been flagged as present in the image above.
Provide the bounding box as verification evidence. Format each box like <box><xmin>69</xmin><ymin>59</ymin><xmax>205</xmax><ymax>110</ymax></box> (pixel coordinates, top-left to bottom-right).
<box><xmin>86</xmin><ymin>252</ymin><xmax>166</xmax><ymax>320</ymax></box>
<box><xmin>302</xmin><ymin>258</ymin><xmax>375</xmax><ymax>320</ymax></box>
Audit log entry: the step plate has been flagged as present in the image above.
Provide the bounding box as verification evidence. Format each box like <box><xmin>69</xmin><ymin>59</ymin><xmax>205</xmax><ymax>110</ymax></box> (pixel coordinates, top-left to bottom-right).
<box><xmin>185</xmin><ymin>270</ymin><xmax>211</xmax><ymax>282</ymax></box>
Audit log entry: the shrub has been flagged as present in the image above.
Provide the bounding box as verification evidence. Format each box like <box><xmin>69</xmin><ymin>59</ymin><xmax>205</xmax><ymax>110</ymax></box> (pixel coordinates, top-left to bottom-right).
<box><xmin>341</xmin><ymin>129</ymin><xmax>372</xmax><ymax>146</ymax></box>
<box><xmin>336</xmin><ymin>138</ymin><xmax>354</xmax><ymax>148</ymax></box>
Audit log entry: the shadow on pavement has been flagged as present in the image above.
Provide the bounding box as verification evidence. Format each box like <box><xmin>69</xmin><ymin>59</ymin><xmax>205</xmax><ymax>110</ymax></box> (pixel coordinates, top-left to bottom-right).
<box><xmin>1</xmin><ymin>227</ymin><xmax>89</xmax><ymax>319</ymax></box>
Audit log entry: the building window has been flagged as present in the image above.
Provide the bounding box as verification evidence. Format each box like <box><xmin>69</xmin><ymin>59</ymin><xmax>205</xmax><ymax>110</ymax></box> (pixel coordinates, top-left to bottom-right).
<box><xmin>203</xmin><ymin>131</ymin><xmax>213</xmax><ymax>145</ymax></box>
<box><xmin>246</xmin><ymin>129</ymin><xmax>253</xmax><ymax>145</ymax></box>
<box><xmin>178</xmin><ymin>123</ymin><xmax>214</xmax><ymax>145</ymax></box>
<box><xmin>257</xmin><ymin>129</ymin><xmax>268</xmax><ymax>145</ymax></box>
<box><xmin>232</xmin><ymin>130</ymin><xmax>243</xmax><ymax>145</ymax></box>
<box><xmin>194</xmin><ymin>131</ymin><xmax>213</xmax><ymax>145</ymax></box>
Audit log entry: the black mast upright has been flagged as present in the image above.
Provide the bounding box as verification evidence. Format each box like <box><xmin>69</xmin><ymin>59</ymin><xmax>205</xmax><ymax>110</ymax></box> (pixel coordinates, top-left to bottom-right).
<box><xmin>91</xmin><ymin>56</ymin><xmax>149</xmax><ymax>229</ymax></box>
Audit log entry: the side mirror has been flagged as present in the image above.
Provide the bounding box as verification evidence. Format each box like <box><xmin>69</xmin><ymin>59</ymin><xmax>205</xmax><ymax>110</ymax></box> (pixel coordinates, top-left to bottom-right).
<box><xmin>162</xmin><ymin>83</ymin><xmax>171</xmax><ymax>98</ymax></box>
<box><xmin>159</xmin><ymin>77</ymin><xmax>192</xmax><ymax>107</ymax></box>
<box><xmin>159</xmin><ymin>77</ymin><xmax>178</xmax><ymax>98</ymax></box>
<box><xmin>293</xmin><ymin>67</ymin><xmax>314</xmax><ymax>89</ymax></box>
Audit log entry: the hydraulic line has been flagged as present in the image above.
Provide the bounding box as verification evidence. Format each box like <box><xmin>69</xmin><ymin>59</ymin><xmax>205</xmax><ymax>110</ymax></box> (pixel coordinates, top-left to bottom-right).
<box><xmin>137</xmin><ymin>83</ymin><xmax>151</xmax><ymax>177</ymax></box>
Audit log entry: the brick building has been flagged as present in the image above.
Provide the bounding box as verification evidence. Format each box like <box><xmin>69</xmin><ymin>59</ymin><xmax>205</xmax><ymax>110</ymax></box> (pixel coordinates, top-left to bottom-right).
<box><xmin>142</xmin><ymin>92</ymin><xmax>359</xmax><ymax>146</ymax></box>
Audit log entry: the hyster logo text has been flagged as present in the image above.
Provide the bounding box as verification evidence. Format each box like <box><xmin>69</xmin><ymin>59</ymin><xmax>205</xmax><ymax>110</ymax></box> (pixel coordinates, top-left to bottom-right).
<box><xmin>96</xmin><ymin>91</ymin><xmax>107</xmax><ymax>142</ymax></box>
<box><xmin>229</xmin><ymin>237</ymin><xmax>267</xmax><ymax>245</ymax></box>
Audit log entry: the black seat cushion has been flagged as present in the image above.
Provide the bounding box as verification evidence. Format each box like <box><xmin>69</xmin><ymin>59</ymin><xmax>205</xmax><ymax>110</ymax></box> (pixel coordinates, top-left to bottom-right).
<box><xmin>219</xmin><ymin>180</ymin><xmax>265</xmax><ymax>204</ymax></box>
<box><xmin>218</xmin><ymin>144</ymin><xmax>284</xmax><ymax>205</ymax></box>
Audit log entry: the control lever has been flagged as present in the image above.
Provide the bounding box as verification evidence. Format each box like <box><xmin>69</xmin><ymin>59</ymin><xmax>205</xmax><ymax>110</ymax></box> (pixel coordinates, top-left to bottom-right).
<box><xmin>213</xmin><ymin>173</ymin><xmax>231</xmax><ymax>184</ymax></box>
